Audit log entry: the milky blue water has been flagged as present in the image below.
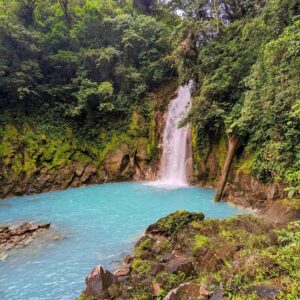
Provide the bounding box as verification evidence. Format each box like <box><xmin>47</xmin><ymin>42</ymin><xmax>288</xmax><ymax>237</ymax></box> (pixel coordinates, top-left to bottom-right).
<box><xmin>0</xmin><ymin>182</ymin><xmax>244</xmax><ymax>300</ymax></box>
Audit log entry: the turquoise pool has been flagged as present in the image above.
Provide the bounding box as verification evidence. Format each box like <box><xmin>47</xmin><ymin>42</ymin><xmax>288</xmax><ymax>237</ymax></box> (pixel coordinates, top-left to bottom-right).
<box><xmin>0</xmin><ymin>182</ymin><xmax>244</xmax><ymax>299</ymax></box>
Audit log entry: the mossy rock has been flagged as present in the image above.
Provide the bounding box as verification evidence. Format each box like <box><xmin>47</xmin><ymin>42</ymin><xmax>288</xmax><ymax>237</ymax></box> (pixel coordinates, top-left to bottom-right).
<box><xmin>146</xmin><ymin>210</ymin><xmax>205</xmax><ymax>236</ymax></box>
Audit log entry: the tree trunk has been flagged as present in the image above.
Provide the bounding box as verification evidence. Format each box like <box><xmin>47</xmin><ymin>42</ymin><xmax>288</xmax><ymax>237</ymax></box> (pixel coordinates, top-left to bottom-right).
<box><xmin>214</xmin><ymin>134</ymin><xmax>239</xmax><ymax>202</ymax></box>
<box><xmin>59</xmin><ymin>0</ymin><xmax>71</xmax><ymax>27</ymax></box>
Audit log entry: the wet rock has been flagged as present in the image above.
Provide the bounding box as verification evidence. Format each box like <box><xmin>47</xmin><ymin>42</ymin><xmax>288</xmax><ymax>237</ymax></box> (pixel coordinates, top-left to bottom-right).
<box><xmin>0</xmin><ymin>222</ymin><xmax>52</xmax><ymax>255</ymax></box>
<box><xmin>0</xmin><ymin>226</ymin><xmax>9</xmax><ymax>233</ymax></box>
<box><xmin>85</xmin><ymin>265</ymin><xmax>117</xmax><ymax>298</ymax></box>
<box><xmin>163</xmin><ymin>283</ymin><xmax>201</xmax><ymax>300</ymax></box>
<box><xmin>38</xmin><ymin>223</ymin><xmax>51</xmax><ymax>229</ymax></box>
<box><xmin>123</xmin><ymin>255</ymin><xmax>134</xmax><ymax>265</ymax></box>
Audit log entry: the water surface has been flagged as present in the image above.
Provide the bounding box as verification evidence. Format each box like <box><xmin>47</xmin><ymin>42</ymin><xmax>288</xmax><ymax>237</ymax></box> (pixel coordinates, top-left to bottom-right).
<box><xmin>0</xmin><ymin>182</ymin><xmax>244</xmax><ymax>300</ymax></box>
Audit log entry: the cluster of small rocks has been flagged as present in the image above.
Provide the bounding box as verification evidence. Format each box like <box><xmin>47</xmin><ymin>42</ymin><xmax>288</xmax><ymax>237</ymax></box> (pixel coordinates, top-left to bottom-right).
<box><xmin>84</xmin><ymin>262</ymin><xmax>222</xmax><ymax>300</ymax></box>
<box><xmin>0</xmin><ymin>222</ymin><xmax>51</xmax><ymax>260</ymax></box>
<box><xmin>82</xmin><ymin>211</ymin><xmax>287</xmax><ymax>300</ymax></box>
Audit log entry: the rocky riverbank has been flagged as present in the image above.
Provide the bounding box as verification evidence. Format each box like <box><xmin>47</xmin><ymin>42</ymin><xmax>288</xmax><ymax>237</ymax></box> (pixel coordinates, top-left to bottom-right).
<box><xmin>0</xmin><ymin>222</ymin><xmax>52</xmax><ymax>261</ymax></box>
<box><xmin>79</xmin><ymin>210</ymin><xmax>300</xmax><ymax>300</ymax></box>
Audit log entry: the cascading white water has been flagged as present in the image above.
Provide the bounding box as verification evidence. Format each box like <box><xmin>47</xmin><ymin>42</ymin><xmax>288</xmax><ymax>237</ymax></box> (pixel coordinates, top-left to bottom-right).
<box><xmin>149</xmin><ymin>83</ymin><xmax>192</xmax><ymax>188</ymax></box>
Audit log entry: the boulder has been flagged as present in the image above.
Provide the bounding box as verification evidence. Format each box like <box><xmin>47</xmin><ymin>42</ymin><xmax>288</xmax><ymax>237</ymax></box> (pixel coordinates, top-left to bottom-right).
<box><xmin>245</xmin><ymin>284</ymin><xmax>281</xmax><ymax>299</ymax></box>
<box><xmin>260</xmin><ymin>202</ymin><xmax>300</xmax><ymax>224</ymax></box>
<box><xmin>53</xmin><ymin>166</ymin><xmax>74</xmax><ymax>189</ymax></box>
<box><xmin>104</xmin><ymin>144</ymin><xmax>132</xmax><ymax>180</ymax></box>
<box><xmin>150</xmin><ymin>263</ymin><xmax>166</xmax><ymax>275</ymax></box>
<box><xmin>85</xmin><ymin>265</ymin><xmax>117</xmax><ymax>298</ymax></box>
<box><xmin>81</xmin><ymin>164</ymin><xmax>97</xmax><ymax>183</ymax></box>
<box><xmin>0</xmin><ymin>222</ymin><xmax>52</xmax><ymax>254</ymax></box>
<box><xmin>163</xmin><ymin>283</ymin><xmax>201</xmax><ymax>300</ymax></box>
<box><xmin>123</xmin><ymin>255</ymin><xmax>134</xmax><ymax>265</ymax></box>
<box><xmin>113</xmin><ymin>265</ymin><xmax>130</xmax><ymax>277</ymax></box>
<box><xmin>166</xmin><ymin>258</ymin><xmax>194</xmax><ymax>276</ymax></box>
<box><xmin>209</xmin><ymin>288</ymin><xmax>226</xmax><ymax>300</ymax></box>
<box><xmin>38</xmin><ymin>223</ymin><xmax>51</xmax><ymax>229</ymax></box>
<box><xmin>74</xmin><ymin>163</ymin><xmax>85</xmax><ymax>177</ymax></box>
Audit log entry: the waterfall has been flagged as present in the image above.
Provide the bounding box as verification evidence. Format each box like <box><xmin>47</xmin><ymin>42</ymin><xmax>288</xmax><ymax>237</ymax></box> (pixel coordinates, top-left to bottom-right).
<box><xmin>149</xmin><ymin>83</ymin><xmax>192</xmax><ymax>188</ymax></box>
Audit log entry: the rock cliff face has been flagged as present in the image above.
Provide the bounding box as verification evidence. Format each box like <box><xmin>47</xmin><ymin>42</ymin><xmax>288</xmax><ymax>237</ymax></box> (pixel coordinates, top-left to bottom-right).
<box><xmin>0</xmin><ymin>81</ymin><xmax>177</xmax><ymax>199</ymax></box>
<box><xmin>0</xmin><ymin>132</ymin><xmax>156</xmax><ymax>198</ymax></box>
<box><xmin>191</xmin><ymin>135</ymin><xmax>289</xmax><ymax>208</ymax></box>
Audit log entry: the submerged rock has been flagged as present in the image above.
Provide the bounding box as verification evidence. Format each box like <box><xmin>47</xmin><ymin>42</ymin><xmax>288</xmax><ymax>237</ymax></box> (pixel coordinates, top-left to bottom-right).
<box><xmin>0</xmin><ymin>222</ymin><xmax>52</xmax><ymax>259</ymax></box>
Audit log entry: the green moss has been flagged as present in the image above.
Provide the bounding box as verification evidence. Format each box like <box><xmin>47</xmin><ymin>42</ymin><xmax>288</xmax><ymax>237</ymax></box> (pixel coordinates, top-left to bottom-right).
<box><xmin>157</xmin><ymin>210</ymin><xmax>205</xmax><ymax>236</ymax></box>
<box><xmin>158</xmin><ymin>272</ymin><xmax>187</xmax><ymax>298</ymax></box>
<box><xmin>157</xmin><ymin>239</ymin><xmax>172</xmax><ymax>253</ymax></box>
<box><xmin>148</xmin><ymin>109</ymin><xmax>157</xmax><ymax>159</ymax></box>
<box><xmin>129</xmin><ymin>111</ymin><xmax>146</xmax><ymax>137</ymax></box>
<box><xmin>130</xmin><ymin>285</ymin><xmax>152</xmax><ymax>300</ymax></box>
<box><xmin>0</xmin><ymin>119</ymin><xmax>156</xmax><ymax>183</ymax></box>
<box><xmin>0</xmin><ymin>124</ymin><xmax>19</xmax><ymax>163</ymax></box>
<box><xmin>135</xmin><ymin>238</ymin><xmax>153</xmax><ymax>257</ymax></box>
<box><xmin>131</xmin><ymin>258</ymin><xmax>152</xmax><ymax>275</ymax></box>
<box><xmin>191</xmin><ymin>126</ymin><xmax>201</xmax><ymax>164</ymax></box>
<box><xmin>219</xmin><ymin>229</ymin><xmax>235</xmax><ymax>241</ymax></box>
<box><xmin>192</xmin><ymin>234</ymin><xmax>209</xmax><ymax>252</ymax></box>
<box><xmin>216</xmin><ymin>135</ymin><xmax>227</xmax><ymax>169</ymax></box>
<box><xmin>11</xmin><ymin>153</ymin><xmax>24</xmax><ymax>177</ymax></box>
<box><xmin>76</xmin><ymin>294</ymin><xmax>96</xmax><ymax>300</ymax></box>
<box><xmin>98</xmin><ymin>133</ymin><xmax>133</xmax><ymax>162</ymax></box>
<box><xmin>237</xmin><ymin>153</ymin><xmax>256</xmax><ymax>175</ymax></box>
<box><xmin>190</xmin><ymin>220</ymin><xmax>204</xmax><ymax>230</ymax></box>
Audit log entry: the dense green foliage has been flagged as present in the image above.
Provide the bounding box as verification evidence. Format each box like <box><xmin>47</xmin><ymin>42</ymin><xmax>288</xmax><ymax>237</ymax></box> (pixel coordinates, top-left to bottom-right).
<box><xmin>0</xmin><ymin>0</ymin><xmax>178</xmax><ymax>183</ymax></box>
<box><xmin>0</xmin><ymin>0</ymin><xmax>175</xmax><ymax>132</ymax></box>
<box><xmin>173</xmin><ymin>0</ymin><xmax>300</xmax><ymax>192</ymax></box>
<box><xmin>0</xmin><ymin>0</ymin><xmax>299</xmax><ymax>194</ymax></box>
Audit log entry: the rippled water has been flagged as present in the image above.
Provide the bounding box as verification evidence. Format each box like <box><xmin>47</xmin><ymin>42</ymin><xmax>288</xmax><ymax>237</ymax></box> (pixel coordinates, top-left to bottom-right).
<box><xmin>0</xmin><ymin>182</ymin><xmax>244</xmax><ymax>300</ymax></box>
